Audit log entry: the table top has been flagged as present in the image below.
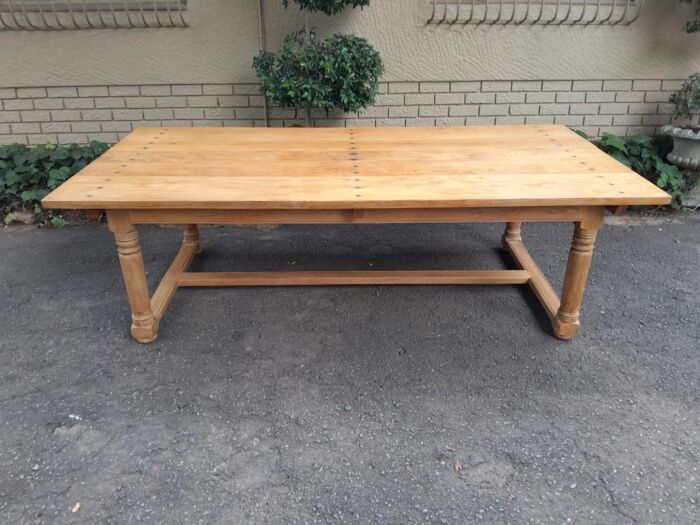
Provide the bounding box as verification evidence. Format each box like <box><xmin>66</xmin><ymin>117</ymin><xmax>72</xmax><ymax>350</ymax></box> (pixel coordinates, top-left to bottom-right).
<box><xmin>42</xmin><ymin>125</ymin><xmax>671</xmax><ymax>210</ymax></box>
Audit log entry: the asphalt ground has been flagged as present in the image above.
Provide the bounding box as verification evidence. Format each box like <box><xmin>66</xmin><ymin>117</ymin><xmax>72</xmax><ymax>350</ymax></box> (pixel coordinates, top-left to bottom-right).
<box><xmin>0</xmin><ymin>214</ymin><xmax>698</xmax><ymax>524</ymax></box>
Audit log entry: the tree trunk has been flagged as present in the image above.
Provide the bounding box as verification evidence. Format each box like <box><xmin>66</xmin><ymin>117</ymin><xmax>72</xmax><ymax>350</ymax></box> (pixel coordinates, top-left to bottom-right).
<box><xmin>304</xmin><ymin>11</ymin><xmax>312</xmax><ymax>127</ymax></box>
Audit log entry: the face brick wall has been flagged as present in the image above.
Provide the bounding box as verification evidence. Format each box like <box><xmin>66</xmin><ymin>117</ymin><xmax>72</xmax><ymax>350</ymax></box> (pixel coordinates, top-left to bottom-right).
<box><xmin>0</xmin><ymin>80</ymin><xmax>690</xmax><ymax>146</ymax></box>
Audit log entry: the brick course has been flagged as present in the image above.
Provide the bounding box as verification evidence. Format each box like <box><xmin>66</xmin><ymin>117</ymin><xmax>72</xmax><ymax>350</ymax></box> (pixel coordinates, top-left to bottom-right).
<box><xmin>0</xmin><ymin>80</ymin><xmax>693</xmax><ymax>145</ymax></box>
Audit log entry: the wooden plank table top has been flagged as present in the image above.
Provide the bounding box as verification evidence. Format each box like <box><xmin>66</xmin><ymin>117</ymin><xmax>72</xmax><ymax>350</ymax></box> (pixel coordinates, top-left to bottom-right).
<box><xmin>42</xmin><ymin>125</ymin><xmax>670</xmax><ymax>210</ymax></box>
<box><xmin>41</xmin><ymin>125</ymin><xmax>671</xmax><ymax>344</ymax></box>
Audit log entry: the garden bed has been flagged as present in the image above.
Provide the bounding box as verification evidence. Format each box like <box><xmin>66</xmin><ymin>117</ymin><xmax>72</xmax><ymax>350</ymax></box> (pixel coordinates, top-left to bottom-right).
<box><xmin>0</xmin><ymin>142</ymin><xmax>108</xmax><ymax>227</ymax></box>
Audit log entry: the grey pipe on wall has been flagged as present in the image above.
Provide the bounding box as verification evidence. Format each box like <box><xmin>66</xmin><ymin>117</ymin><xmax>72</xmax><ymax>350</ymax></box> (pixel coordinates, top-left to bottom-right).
<box><xmin>257</xmin><ymin>0</ymin><xmax>269</xmax><ymax>127</ymax></box>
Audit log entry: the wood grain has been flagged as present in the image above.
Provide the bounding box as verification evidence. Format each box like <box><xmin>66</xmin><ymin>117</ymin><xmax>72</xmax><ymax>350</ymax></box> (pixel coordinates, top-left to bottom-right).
<box><xmin>127</xmin><ymin>206</ymin><xmax>601</xmax><ymax>225</ymax></box>
<box><xmin>150</xmin><ymin>230</ymin><xmax>199</xmax><ymax>322</ymax></box>
<box><xmin>106</xmin><ymin>210</ymin><xmax>158</xmax><ymax>343</ymax></box>
<box><xmin>503</xmin><ymin>236</ymin><xmax>561</xmax><ymax>321</ymax></box>
<box><xmin>552</xmin><ymin>222</ymin><xmax>601</xmax><ymax>340</ymax></box>
<box><xmin>177</xmin><ymin>270</ymin><xmax>532</xmax><ymax>287</ymax></box>
<box><xmin>42</xmin><ymin>125</ymin><xmax>671</xmax><ymax>210</ymax></box>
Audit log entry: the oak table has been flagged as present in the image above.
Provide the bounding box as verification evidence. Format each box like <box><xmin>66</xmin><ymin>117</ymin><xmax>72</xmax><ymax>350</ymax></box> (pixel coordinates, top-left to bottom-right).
<box><xmin>42</xmin><ymin>126</ymin><xmax>670</xmax><ymax>343</ymax></box>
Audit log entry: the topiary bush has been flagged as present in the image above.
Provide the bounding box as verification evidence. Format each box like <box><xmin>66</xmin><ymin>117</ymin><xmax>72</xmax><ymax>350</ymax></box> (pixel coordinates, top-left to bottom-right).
<box><xmin>685</xmin><ymin>0</ymin><xmax>700</xmax><ymax>33</ymax></box>
<box><xmin>0</xmin><ymin>141</ymin><xmax>109</xmax><ymax>226</ymax></box>
<box><xmin>283</xmin><ymin>0</ymin><xmax>369</xmax><ymax>15</ymax></box>
<box><xmin>254</xmin><ymin>0</ymin><xmax>382</xmax><ymax>125</ymax></box>
<box><xmin>254</xmin><ymin>31</ymin><xmax>383</xmax><ymax>113</ymax></box>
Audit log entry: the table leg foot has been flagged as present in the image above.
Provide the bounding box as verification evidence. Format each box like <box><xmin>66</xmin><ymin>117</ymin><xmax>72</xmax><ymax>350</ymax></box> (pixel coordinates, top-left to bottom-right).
<box><xmin>131</xmin><ymin>317</ymin><xmax>160</xmax><ymax>343</ymax></box>
<box><xmin>551</xmin><ymin>315</ymin><xmax>580</xmax><ymax>340</ymax></box>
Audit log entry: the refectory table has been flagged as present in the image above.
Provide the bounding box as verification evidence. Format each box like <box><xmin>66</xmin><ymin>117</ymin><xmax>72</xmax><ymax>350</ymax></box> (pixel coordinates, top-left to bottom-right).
<box><xmin>42</xmin><ymin>126</ymin><xmax>670</xmax><ymax>343</ymax></box>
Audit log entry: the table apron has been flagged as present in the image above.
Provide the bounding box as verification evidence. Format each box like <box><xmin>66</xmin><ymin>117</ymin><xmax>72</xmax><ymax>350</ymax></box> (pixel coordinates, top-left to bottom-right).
<box><xmin>126</xmin><ymin>206</ymin><xmax>606</xmax><ymax>227</ymax></box>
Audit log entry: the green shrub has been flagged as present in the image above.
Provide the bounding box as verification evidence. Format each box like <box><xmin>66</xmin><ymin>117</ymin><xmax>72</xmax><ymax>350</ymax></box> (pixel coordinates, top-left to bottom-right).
<box><xmin>255</xmin><ymin>0</ymin><xmax>382</xmax><ymax>125</ymax></box>
<box><xmin>670</xmin><ymin>74</ymin><xmax>700</xmax><ymax>120</ymax></box>
<box><xmin>0</xmin><ymin>141</ymin><xmax>108</xmax><ymax>225</ymax></box>
<box><xmin>592</xmin><ymin>132</ymin><xmax>697</xmax><ymax>208</ymax></box>
<box><xmin>283</xmin><ymin>0</ymin><xmax>369</xmax><ymax>15</ymax></box>
<box><xmin>254</xmin><ymin>31</ymin><xmax>383</xmax><ymax>113</ymax></box>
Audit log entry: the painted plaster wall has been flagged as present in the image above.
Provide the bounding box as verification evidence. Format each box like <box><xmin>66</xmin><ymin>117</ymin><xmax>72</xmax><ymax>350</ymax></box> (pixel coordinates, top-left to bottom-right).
<box><xmin>1</xmin><ymin>0</ymin><xmax>699</xmax><ymax>88</ymax></box>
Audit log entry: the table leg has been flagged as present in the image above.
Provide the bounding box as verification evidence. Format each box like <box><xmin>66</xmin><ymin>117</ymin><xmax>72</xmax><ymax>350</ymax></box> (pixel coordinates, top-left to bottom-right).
<box><xmin>501</xmin><ymin>221</ymin><xmax>522</xmax><ymax>249</ymax></box>
<box><xmin>184</xmin><ymin>224</ymin><xmax>202</xmax><ymax>253</ymax></box>
<box><xmin>552</xmin><ymin>222</ymin><xmax>600</xmax><ymax>340</ymax></box>
<box><xmin>107</xmin><ymin>211</ymin><xmax>159</xmax><ymax>343</ymax></box>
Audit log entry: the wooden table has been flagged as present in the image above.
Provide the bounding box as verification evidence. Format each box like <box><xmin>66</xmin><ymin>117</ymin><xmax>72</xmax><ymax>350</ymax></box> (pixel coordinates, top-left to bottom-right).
<box><xmin>42</xmin><ymin>125</ymin><xmax>670</xmax><ymax>343</ymax></box>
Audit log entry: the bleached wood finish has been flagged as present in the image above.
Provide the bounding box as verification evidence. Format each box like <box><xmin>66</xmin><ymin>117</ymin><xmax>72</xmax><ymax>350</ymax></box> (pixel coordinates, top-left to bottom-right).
<box><xmin>150</xmin><ymin>233</ymin><xmax>198</xmax><ymax>323</ymax></box>
<box><xmin>42</xmin><ymin>126</ymin><xmax>670</xmax><ymax>211</ymax></box>
<box><xmin>44</xmin><ymin>126</ymin><xmax>671</xmax><ymax>343</ymax></box>
<box><xmin>178</xmin><ymin>270</ymin><xmax>531</xmax><ymax>287</ymax></box>
<box><xmin>503</xmin><ymin>231</ymin><xmax>561</xmax><ymax>322</ymax></box>
<box><xmin>127</xmin><ymin>206</ymin><xmax>599</xmax><ymax>225</ymax></box>
<box><xmin>501</xmin><ymin>222</ymin><xmax>522</xmax><ymax>249</ymax></box>
<box><xmin>183</xmin><ymin>224</ymin><xmax>201</xmax><ymax>252</ymax></box>
<box><xmin>552</xmin><ymin>222</ymin><xmax>601</xmax><ymax>340</ymax></box>
<box><xmin>107</xmin><ymin>211</ymin><xmax>158</xmax><ymax>343</ymax></box>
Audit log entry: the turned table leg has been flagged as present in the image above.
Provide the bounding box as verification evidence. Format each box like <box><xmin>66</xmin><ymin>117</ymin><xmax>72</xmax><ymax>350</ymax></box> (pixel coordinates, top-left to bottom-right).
<box><xmin>107</xmin><ymin>211</ymin><xmax>159</xmax><ymax>343</ymax></box>
<box><xmin>183</xmin><ymin>224</ymin><xmax>202</xmax><ymax>253</ymax></box>
<box><xmin>552</xmin><ymin>221</ymin><xmax>600</xmax><ymax>340</ymax></box>
<box><xmin>501</xmin><ymin>221</ymin><xmax>522</xmax><ymax>249</ymax></box>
